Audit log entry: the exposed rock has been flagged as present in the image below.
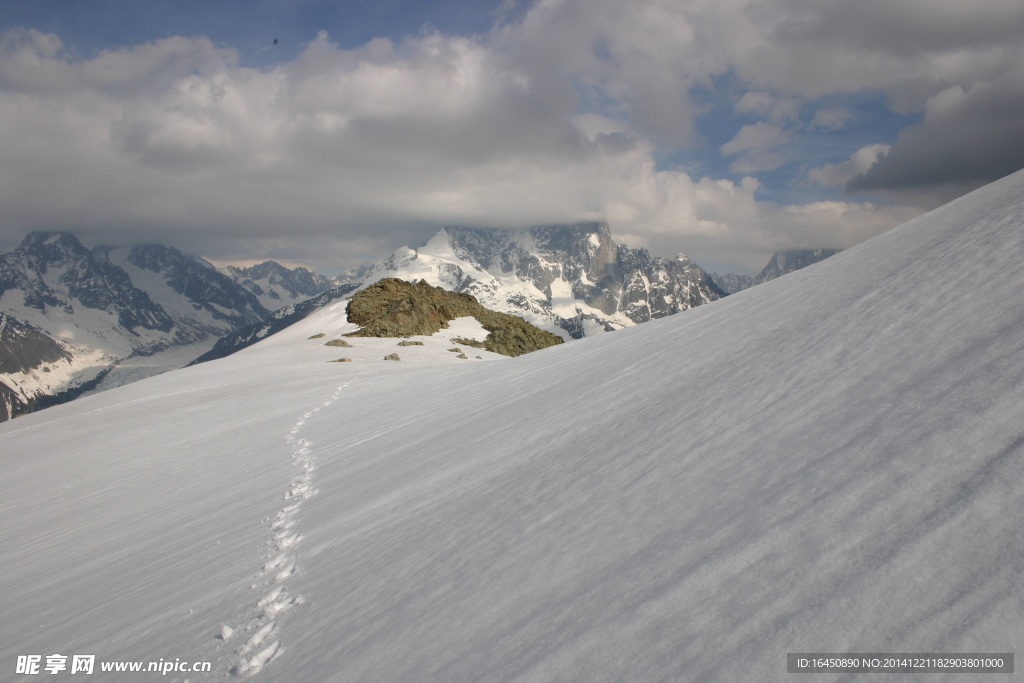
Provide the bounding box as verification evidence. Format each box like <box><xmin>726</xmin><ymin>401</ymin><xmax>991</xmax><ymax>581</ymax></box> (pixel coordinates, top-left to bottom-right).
<box><xmin>345</xmin><ymin>279</ymin><xmax>563</xmax><ymax>357</ymax></box>
<box><xmin>0</xmin><ymin>313</ymin><xmax>71</xmax><ymax>375</ymax></box>
<box><xmin>397</xmin><ymin>340</ymin><xmax>424</xmax><ymax>346</ymax></box>
<box><xmin>383</xmin><ymin>353</ymin><xmax>401</xmax><ymax>361</ymax></box>
<box><xmin>307</xmin><ymin>333</ymin><xmax>325</xmax><ymax>339</ymax></box>
<box><xmin>448</xmin><ymin>348</ymin><xmax>462</xmax><ymax>353</ymax></box>
<box><xmin>708</xmin><ymin>272</ymin><xmax>755</xmax><ymax>295</ymax></box>
<box><xmin>324</xmin><ymin>339</ymin><xmax>352</xmax><ymax>347</ymax></box>
<box><xmin>328</xmin><ymin>358</ymin><xmax>353</xmax><ymax>363</ymax></box>
<box><xmin>475</xmin><ymin>356</ymin><xmax>483</xmax><ymax>359</ymax></box>
<box><xmin>451</xmin><ymin>337</ymin><xmax>485</xmax><ymax>349</ymax></box>
<box><xmin>456</xmin><ymin>353</ymin><xmax>468</xmax><ymax>359</ymax></box>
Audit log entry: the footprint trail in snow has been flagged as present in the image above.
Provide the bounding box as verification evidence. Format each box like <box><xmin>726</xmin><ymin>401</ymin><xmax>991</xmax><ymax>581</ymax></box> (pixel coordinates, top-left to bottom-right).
<box><xmin>229</xmin><ymin>383</ymin><xmax>347</xmax><ymax>677</ymax></box>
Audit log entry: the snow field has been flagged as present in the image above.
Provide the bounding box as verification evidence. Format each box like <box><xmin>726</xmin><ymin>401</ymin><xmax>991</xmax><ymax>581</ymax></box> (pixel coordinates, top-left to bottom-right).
<box><xmin>2</xmin><ymin>170</ymin><xmax>1024</xmax><ymax>681</ymax></box>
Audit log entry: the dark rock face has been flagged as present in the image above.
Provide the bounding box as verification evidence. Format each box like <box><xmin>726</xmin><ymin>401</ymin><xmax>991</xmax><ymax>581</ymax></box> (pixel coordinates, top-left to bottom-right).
<box><xmin>0</xmin><ymin>313</ymin><xmax>73</xmax><ymax>421</ymax></box>
<box><xmin>347</xmin><ymin>278</ymin><xmax>563</xmax><ymax>357</ymax></box>
<box><xmin>0</xmin><ymin>382</ymin><xmax>23</xmax><ymax>422</ymax></box>
<box><xmin>0</xmin><ymin>313</ymin><xmax>113</xmax><ymax>422</ymax></box>
<box><xmin>0</xmin><ymin>313</ymin><xmax>70</xmax><ymax>375</ymax></box>
<box><xmin>711</xmin><ymin>249</ymin><xmax>842</xmax><ymax>295</ymax></box>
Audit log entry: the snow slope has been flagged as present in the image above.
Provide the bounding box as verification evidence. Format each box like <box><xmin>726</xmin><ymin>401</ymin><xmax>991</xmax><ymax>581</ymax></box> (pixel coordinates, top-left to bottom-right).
<box><xmin>2</xmin><ymin>170</ymin><xmax>1024</xmax><ymax>681</ymax></box>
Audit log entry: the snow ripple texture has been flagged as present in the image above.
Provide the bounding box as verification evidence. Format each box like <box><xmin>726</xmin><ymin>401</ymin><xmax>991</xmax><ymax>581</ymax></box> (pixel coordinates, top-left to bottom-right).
<box><xmin>230</xmin><ymin>383</ymin><xmax>345</xmax><ymax>677</ymax></box>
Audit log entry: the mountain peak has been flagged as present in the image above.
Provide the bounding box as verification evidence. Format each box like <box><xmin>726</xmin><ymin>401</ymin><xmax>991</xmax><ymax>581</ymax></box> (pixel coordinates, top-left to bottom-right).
<box><xmin>221</xmin><ymin>260</ymin><xmax>331</xmax><ymax>311</ymax></box>
<box><xmin>17</xmin><ymin>231</ymin><xmax>90</xmax><ymax>261</ymax></box>
<box><xmin>710</xmin><ymin>248</ymin><xmax>842</xmax><ymax>295</ymax></box>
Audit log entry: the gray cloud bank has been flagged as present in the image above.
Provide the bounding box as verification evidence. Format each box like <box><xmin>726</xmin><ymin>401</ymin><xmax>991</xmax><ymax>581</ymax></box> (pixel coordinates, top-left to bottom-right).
<box><xmin>1</xmin><ymin>0</ymin><xmax>1022</xmax><ymax>273</ymax></box>
<box><xmin>849</xmin><ymin>71</ymin><xmax>1024</xmax><ymax>191</ymax></box>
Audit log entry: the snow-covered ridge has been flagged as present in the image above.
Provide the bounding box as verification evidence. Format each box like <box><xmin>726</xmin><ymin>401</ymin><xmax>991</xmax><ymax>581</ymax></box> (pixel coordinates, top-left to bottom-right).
<box><xmin>3</xmin><ymin>170</ymin><xmax>1022</xmax><ymax>679</ymax></box>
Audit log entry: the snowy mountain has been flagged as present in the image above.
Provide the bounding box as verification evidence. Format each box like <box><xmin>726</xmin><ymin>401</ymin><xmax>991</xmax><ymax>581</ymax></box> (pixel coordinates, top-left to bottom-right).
<box><xmin>3</xmin><ymin>169</ymin><xmax>1022</xmax><ymax>680</ymax></box>
<box><xmin>221</xmin><ymin>262</ymin><xmax>331</xmax><ymax>311</ymax></box>
<box><xmin>710</xmin><ymin>248</ymin><xmax>841</xmax><ymax>294</ymax></box>
<box><xmin>336</xmin><ymin>222</ymin><xmax>724</xmax><ymax>339</ymax></box>
<box><xmin>0</xmin><ymin>233</ymin><xmax>271</xmax><ymax>419</ymax></box>
<box><xmin>200</xmin><ymin>222</ymin><xmax>723</xmax><ymax>364</ymax></box>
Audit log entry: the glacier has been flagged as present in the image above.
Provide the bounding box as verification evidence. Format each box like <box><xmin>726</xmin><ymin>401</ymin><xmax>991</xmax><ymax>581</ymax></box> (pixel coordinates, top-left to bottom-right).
<box><xmin>2</xmin><ymin>169</ymin><xmax>1023</xmax><ymax>681</ymax></box>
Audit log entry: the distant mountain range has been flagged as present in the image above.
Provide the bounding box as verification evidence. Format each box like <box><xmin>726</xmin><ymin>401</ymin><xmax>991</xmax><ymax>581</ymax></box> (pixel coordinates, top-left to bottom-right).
<box><xmin>222</xmin><ymin>262</ymin><xmax>331</xmax><ymax>312</ymax></box>
<box><xmin>195</xmin><ymin>223</ymin><xmax>725</xmax><ymax>364</ymax></box>
<box><xmin>710</xmin><ymin>249</ymin><xmax>842</xmax><ymax>294</ymax></box>
<box><xmin>2</xmin><ymin>227</ymin><xmax>841</xmax><ymax>419</ymax></box>
<box><xmin>0</xmin><ymin>232</ymin><xmax>331</xmax><ymax>421</ymax></box>
<box><xmin>335</xmin><ymin>223</ymin><xmax>725</xmax><ymax>338</ymax></box>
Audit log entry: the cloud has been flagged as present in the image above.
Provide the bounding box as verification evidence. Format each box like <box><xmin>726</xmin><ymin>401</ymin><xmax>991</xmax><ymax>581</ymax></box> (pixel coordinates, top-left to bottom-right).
<box><xmin>848</xmin><ymin>71</ymin><xmax>1024</xmax><ymax>191</ymax></box>
<box><xmin>732</xmin><ymin>0</ymin><xmax>1024</xmax><ymax>108</ymax></box>
<box><xmin>809</xmin><ymin>107</ymin><xmax>855</xmax><ymax>130</ymax></box>
<box><xmin>721</xmin><ymin>122</ymin><xmax>793</xmax><ymax>173</ymax></box>
<box><xmin>807</xmin><ymin>144</ymin><xmax>889</xmax><ymax>186</ymax></box>
<box><xmin>1</xmin><ymin>0</ymin><xmax>1023</xmax><ymax>272</ymax></box>
<box><xmin>734</xmin><ymin>92</ymin><xmax>801</xmax><ymax>124</ymax></box>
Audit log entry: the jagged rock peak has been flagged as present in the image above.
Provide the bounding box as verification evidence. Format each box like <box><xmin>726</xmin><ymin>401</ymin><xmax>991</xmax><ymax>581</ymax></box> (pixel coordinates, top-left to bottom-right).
<box><xmin>711</xmin><ymin>248</ymin><xmax>842</xmax><ymax>295</ymax></box>
<box><xmin>222</xmin><ymin>260</ymin><xmax>331</xmax><ymax>310</ymax></box>
<box><xmin>758</xmin><ymin>249</ymin><xmax>842</xmax><ymax>281</ymax></box>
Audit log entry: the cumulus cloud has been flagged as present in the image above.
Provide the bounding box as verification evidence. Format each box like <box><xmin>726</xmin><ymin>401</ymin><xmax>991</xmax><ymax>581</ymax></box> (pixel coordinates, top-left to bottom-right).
<box><xmin>734</xmin><ymin>92</ymin><xmax>800</xmax><ymax>125</ymax></box>
<box><xmin>809</xmin><ymin>107</ymin><xmax>855</xmax><ymax>130</ymax></box>
<box><xmin>807</xmin><ymin>144</ymin><xmax>890</xmax><ymax>187</ymax></box>
<box><xmin>848</xmin><ymin>71</ymin><xmax>1024</xmax><ymax>191</ymax></box>
<box><xmin>0</xmin><ymin>0</ymin><xmax>1022</xmax><ymax>273</ymax></box>
<box><xmin>721</xmin><ymin>122</ymin><xmax>793</xmax><ymax>173</ymax></box>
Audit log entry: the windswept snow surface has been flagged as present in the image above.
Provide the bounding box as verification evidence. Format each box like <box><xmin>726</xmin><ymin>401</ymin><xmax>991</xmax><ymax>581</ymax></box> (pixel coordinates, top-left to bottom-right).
<box><xmin>3</xmin><ymin>171</ymin><xmax>1024</xmax><ymax>681</ymax></box>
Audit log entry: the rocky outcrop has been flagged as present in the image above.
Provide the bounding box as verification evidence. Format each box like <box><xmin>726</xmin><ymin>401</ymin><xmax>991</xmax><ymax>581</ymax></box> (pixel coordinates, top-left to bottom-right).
<box><xmin>346</xmin><ymin>278</ymin><xmax>563</xmax><ymax>357</ymax></box>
